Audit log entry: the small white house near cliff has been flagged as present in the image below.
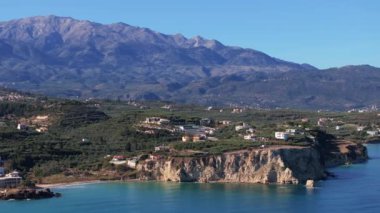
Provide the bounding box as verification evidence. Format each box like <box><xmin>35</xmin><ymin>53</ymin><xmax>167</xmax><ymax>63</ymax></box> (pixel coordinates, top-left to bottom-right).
<box><xmin>109</xmin><ymin>155</ymin><xmax>127</xmax><ymax>165</ymax></box>
<box><xmin>275</xmin><ymin>132</ymin><xmax>289</xmax><ymax>140</ymax></box>
<box><xmin>126</xmin><ymin>158</ymin><xmax>138</xmax><ymax>169</ymax></box>
<box><xmin>366</xmin><ymin>130</ymin><xmax>379</xmax><ymax>137</ymax></box>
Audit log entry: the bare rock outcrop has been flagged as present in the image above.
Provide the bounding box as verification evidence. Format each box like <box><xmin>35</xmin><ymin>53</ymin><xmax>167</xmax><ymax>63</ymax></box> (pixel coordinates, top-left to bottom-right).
<box><xmin>323</xmin><ymin>142</ymin><xmax>368</xmax><ymax>168</ymax></box>
<box><xmin>0</xmin><ymin>188</ymin><xmax>60</xmax><ymax>200</ymax></box>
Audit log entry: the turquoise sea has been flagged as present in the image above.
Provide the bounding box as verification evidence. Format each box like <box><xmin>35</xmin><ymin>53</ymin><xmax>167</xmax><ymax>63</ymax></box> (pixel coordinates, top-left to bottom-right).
<box><xmin>1</xmin><ymin>144</ymin><xmax>380</xmax><ymax>213</ymax></box>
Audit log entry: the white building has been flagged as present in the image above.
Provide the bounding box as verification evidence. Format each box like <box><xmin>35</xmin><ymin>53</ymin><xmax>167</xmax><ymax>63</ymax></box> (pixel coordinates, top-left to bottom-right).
<box><xmin>246</xmin><ymin>128</ymin><xmax>255</xmax><ymax>134</ymax></box>
<box><xmin>154</xmin><ymin>145</ymin><xmax>170</xmax><ymax>152</ymax></box>
<box><xmin>243</xmin><ymin>134</ymin><xmax>256</xmax><ymax>141</ymax></box>
<box><xmin>235</xmin><ymin>123</ymin><xmax>250</xmax><ymax>131</ymax></box>
<box><xmin>231</xmin><ymin>108</ymin><xmax>244</xmax><ymax>113</ymax></box>
<box><xmin>0</xmin><ymin>171</ymin><xmax>22</xmax><ymax>188</ymax></box>
<box><xmin>367</xmin><ymin>131</ymin><xmax>379</xmax><ymax>137</ymax></box>
<box><xmin>17</xmin><ymin>123</ymin><xmax>28</xmax><ymax>131</ymax></box>
<box><xmin>357</xmin><ymin>126</ymin><xmax>365</xmax><ymax>131</ymax></box>
<box><xmin>201</xmin><ymin>127</ymin><xmax>215</xmax><ymax>135</ymax></box>
<box><xmin>109</xmin><ymin>156</ymin><xmax>127</xmax><ymax>165</ymax></box>
<box><xmin>286</xmin><ymin>129</ymin><xmax>297</xmax><ymax>135</ymax></box>
<box><xmin>144</xmin><ymin>117</ymin><xmax>170</xmax><ymax>125</ymax></box>
<box><xmin>220</xmin><ymin>120</ymin><xmax>232</xmax><ymax>125</ymax></box>
<box><xmin>275</xmin><ymin>132</ymin><xmax>289</xmax><ymax>140</ymax></box>
<box><xmin>127</xmin><ymin>159</ymin><xmax>138</xmax><ymax>169</ymax></box>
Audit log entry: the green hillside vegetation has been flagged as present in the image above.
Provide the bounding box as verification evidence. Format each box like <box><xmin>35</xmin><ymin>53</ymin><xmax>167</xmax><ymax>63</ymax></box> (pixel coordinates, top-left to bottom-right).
<box><xmin>0</xmin><ymin>89</ymin><xmax>378</xmax><ymax>183</ymax></box>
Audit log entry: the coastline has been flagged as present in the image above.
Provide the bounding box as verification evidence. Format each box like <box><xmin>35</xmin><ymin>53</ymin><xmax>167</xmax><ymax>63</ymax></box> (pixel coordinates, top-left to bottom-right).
<box><xmin>36</xmin><ymin>179</ymin><xmax>141</xmax><ymax>189</ymax></box>
<box><xmin>35</xmin><ymin>156</ymin><xmax>367</xmax><ymax>188</ymax></box>
<box><xmin>36</xmin><ymin>180</ymin><xmax>104</xmax><ymax>188</ymax></box>
<box><xmin>34</xmin><ymin>142</ymin><xmax>369</xmax><ymax>187</ymax></box>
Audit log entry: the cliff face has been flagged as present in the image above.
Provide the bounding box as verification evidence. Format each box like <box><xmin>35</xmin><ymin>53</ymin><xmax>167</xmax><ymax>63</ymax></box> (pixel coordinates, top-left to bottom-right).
<box><xmin>0</xmin><ymin>188</ymin><xmax>60</xmax><ymax>200</ymax></box>
<box><xmin>323</xmin><ymin>143</ymin><xmax>368</xmax><ymax>168</ymax></box>
<box><xmin>138</xmin><ymin>147</ymin><xmax>326</xmax><ymax>184</ymax></box>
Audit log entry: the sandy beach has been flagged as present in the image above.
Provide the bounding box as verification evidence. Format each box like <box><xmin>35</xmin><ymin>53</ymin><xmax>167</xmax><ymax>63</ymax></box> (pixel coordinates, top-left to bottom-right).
<box><xmin>36</xmin><ymin>179</ymin><xmax>141</xmax><ymax>189</ymax></box>
<box><xmin>36</xmin><ymin>180</ymin><xmax>104</xmax><ymax>189</ymax></box>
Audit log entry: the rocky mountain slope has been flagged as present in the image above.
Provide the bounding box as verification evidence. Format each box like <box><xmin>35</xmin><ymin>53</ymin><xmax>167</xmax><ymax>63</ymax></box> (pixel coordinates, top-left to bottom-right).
<box><xmin>0</xmin><ymin>16</ymin><xmax>379</xmax><ymax>110</ymax></box>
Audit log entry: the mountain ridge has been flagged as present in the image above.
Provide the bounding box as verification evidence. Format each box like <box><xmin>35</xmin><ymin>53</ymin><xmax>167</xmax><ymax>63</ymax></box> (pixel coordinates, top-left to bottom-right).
<box><xmin>0</xmin><ymin>15</ymin><xmax>379</xmax><ymax>110</ymax></box>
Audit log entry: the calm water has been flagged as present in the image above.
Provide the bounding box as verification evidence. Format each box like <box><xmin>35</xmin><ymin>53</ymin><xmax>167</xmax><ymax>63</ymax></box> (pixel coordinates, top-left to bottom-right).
<box><xmin>2</xmin><ymin>144</ymin><xmax>380</xmax><ymax>213</ymax></box>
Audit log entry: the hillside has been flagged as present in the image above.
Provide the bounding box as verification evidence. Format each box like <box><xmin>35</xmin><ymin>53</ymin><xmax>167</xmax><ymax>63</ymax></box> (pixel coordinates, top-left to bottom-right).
<box><xmin>0</xmin><ymin>89</ymin><xmax>373</xmax><ymax>184</ymax></box>
<box><xmin>0</xmin><ymin>16</ymin><xmax>379</xmax><ymax>110</ymax></box>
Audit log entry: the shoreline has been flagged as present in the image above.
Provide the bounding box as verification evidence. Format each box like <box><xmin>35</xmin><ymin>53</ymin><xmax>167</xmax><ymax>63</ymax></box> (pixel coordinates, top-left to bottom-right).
<box><xmin>34</xmin><ymin>143</ymin><xmax>369</xmax><ymax>188</ymax></box>
<box><xmin>34</xmin><ymin>157</ymin><xmax>368</xmax><ymax>188</ymax></box>
<box><xmin>36</xmin><ymin>180</ymin><xmax>104</xmax><ymax>188</ymax></box>
<box><xmin>36</xmin><ymin>179</ymin><xmax>141</xmax><ymax>189</ymax></box>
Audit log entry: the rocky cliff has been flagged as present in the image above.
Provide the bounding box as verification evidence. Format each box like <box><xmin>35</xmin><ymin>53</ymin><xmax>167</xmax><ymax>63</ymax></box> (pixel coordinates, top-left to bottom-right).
<box><xmin>322</xmin><ymin>142</ymin><xmax>368</xmax><ymax>168</ymax></box>
<box><xmin>138</xmin><ymin>147</ymin><xmax>326</xmax><ymax>184</ymax></box>
<box><xmin>0</xmin><ymin>188</ymin><xmax>60</xmax><ymax>200</ymax></box>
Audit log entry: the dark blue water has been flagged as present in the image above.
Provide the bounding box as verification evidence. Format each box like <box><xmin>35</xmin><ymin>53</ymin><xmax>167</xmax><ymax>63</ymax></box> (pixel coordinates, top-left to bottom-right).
<box><xmin>2</xmin><ymin>144</ymin><xmax>380</xmax><ymax>213</ymax></box>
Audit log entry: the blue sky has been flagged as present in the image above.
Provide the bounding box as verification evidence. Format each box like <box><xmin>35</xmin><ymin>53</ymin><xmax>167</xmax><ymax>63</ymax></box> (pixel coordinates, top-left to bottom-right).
<box><xmin>0</xmin><ymin>0</ymin><xmax>379</xmax><ymax>68</ymax></box>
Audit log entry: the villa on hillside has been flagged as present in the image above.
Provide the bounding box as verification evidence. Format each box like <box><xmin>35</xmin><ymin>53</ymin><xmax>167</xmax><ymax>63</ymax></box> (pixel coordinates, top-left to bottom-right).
<box><xmin>109</xmin><ymin>155</ymin><xmax>127</xmax><ymax>165</ymax></box>
<box><xmin>0</xmin><ymin>170</ymin><xmax>22</xmax><ymax>188</ymax></box>
<box><xmin>367</xmin><ymin>130</ymin><xmax>379</xmax><ymax>137</ymax></box>
<box><xmin>235</xmin><ymin>123</ymin><xmax>250</xmax><ymax>131</ymax></box>
<box><xmin>0</xmin><ymin>171</ymin><xmax>22</xmax><ymax>188</ymax></box>
<box><xmin>275</xmin><ymin>132</ymin><xmax>289</xmax><ymax>140</ymax></box>
<box><xmin>286</xmin><ymin>129</ymin><xmax>298</xmax><ymax>135</ymax></box>
<box><xmin>219</xmin><ymin>120</ymin><xmax>232</xmax><ymax>125</ymax></box>
<box><xmin>243</xmin><ymin>134</ymin><xmax>256</xmax><ymax>141</ymax></box>
<box><xmin>144</xmin><ymin>117</ymin><xmax>170</xmax><ymax>125</ymax></box>
<box><xmin>127</xmin><ymin>158</ymin><xmax>138</xmax><ymax>169</ymax></box>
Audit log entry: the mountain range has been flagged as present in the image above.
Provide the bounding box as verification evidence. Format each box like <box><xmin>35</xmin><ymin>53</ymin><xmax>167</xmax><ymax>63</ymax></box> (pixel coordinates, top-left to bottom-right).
<box><xmin>0</xmin><ymin>15</ymin><xmax>379</xmax><ymax>110</ymax></box>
